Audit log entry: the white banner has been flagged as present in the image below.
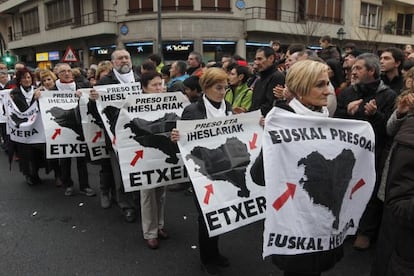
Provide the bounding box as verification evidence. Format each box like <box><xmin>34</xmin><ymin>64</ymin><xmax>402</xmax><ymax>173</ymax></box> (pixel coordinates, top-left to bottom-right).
<box><xmin>93</xmin><ymin>82</ymin><xmax>142</xmax><ymax>152</ymax></box>
<box><xmin>177</xmin><ymin>110</ymin><xmax>264</xmax><ymax>237</ymax></box>
<box><xmin>38</xmin><ymin>90</ymin><xmax>86</xmax><ymax>158</ymax></box>
<box><xmin>262</xmin><ymin>107</ymin><xmax>376</xmax><ymax>257</ymax></box>
<box><xmin>0</xmin><ymin>89</ymin><xmax>11</xmax><ymax>123</ymax></box>
<box><xmin>4</xmin><ymin>93</ymin><xmax>45</xmax><ymax>144</ymax></box>
<box><xmin>116</xmin><ymin>92</ymin><xmax>190</xmax><ymax>192</ymax></box>
<box><xmin>78</xmin><ymin>89</ymin><xmax>109</xmax><ymax>161</ymax></box>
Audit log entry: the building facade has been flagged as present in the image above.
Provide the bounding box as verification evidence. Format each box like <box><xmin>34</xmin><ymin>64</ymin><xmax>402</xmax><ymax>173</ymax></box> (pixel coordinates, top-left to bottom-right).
<box><xmin>0</xmin><ymin>0</ymin><xmax>413</xmax><ymax>68</ymax></box>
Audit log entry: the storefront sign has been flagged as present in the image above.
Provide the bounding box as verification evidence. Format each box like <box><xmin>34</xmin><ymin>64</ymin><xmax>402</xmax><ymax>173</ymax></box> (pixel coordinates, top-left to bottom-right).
<box><xmin>36</xmin><ymin>52</ymin><xmax>48</xmax><ymax>62</ymax></box>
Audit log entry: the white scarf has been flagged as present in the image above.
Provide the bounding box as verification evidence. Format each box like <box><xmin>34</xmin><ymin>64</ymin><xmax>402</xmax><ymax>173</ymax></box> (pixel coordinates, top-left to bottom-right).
<box><xmin>55</xmin><ymin>79</ymin><xmax>76</xmax><ymax>91</ymax></box>
<box><xmin>20</xmin><ymin>86</ymin><xmax>34</xmax><ymax>105</ymax></box>
<box><xmin>113</xmin><ymin>69</ymin><xmax>135</xmax><ymax>83</ymax></box>
<box><xmin>203</xmin><ymin>94</ymin><xmax>228</xmax><ymax>119</ymax></box>
<box><xmin>288</xmin><ymin>98</ymin><xmax>329</xmax><ymax>117</ymax></box>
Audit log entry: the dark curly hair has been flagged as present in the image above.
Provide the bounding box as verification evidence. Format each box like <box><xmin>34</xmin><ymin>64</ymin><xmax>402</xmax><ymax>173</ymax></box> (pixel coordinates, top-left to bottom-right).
<box><xmin>15</xmin><ymin>67</ymin><xmax>35</xmax><ymax>87</ymax></box>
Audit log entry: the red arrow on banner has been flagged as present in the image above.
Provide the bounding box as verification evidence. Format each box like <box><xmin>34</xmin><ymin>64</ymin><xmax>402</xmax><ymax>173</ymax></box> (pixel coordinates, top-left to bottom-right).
<box><xmin>249</xmin><ymin>132</ymin><xmax>258</xmax><ymax>150</ymax></box>
<box><xmin>273</xmin><ymin>183</ymin><xmax>296</xmax><ymax>211</ymax></box>
<box><xmin>92</xmin><ymin>131</ymin><xmax>102</xmax><ymax>143</ymax></box>
<box><xmin>51</xmin><ymin>128</ymin><xmax>61</xmax><ymax>140</ymax></box>
<box><xmin>112</xmin><ymin>136</ymin><xmax>116</xmax><ymax>145</ymax></box>
<box><xmin>203</xmin><ymin>184</ymin><xmax>214</xmax><ymax>205</ymax></box>
<box><xmin>130</xmin><ymin>150</ymin><xmax>144</xmax><ymax>167</ymax></box>
<box><xmin>349</xmin><ymin>178</ymin><xmax>366</xmax><ymax>199</ymax></box>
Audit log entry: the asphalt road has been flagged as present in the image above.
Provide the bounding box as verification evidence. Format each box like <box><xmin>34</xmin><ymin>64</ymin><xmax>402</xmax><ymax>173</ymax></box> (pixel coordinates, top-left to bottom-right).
<box><xmin>0</xmin><ymin>151</ymin><xmax>375</xmax><ymax>276</ymax></box>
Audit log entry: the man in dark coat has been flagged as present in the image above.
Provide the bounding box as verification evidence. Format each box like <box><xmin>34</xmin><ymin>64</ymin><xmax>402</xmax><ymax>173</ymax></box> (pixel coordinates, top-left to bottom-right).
<box><xmin>92</xmin><ymin>48</ymin><xmax>140</xmax><ymax>222</ymax></box>
<box><xmin>251</xmin><ymin>46</ymin><xmax>285</xmax><ymax>116</ymax></box>
<box><xmin>335</xmin><ymin>53</ymin><xmax>397</xmax><ymax>250</ymax></box>
<box><xmin>380</xmin><ymin>47</ymin><xmax>404</xmax><ymax>94</ymax></box>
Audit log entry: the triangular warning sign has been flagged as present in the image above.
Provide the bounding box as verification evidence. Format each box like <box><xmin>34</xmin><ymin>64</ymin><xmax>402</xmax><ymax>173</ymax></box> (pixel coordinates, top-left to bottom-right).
<box><xmin>62</xmin><ymin>46</ymin><xmax>78</xmax><ymax>62</ymax></box>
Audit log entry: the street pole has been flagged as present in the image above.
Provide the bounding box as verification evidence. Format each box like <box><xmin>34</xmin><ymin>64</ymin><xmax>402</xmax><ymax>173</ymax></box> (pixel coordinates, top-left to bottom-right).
<box><xmin>157</xmin><ymin>0</ymin><xmax>163</xmax><ymax>61</ymax></box>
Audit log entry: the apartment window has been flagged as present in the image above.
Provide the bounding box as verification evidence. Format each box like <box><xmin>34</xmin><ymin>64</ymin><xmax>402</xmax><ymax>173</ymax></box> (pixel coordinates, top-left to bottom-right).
<box><xmin>46</xmin><ymin>0</ymin><xmax>72</xmax><ymax>29</ymax></box>
<box><xmin>307</xmin><ymin>0</ymin><xmax>342</xmax><ymax>23</ymax></box>
<box><xmin>129</xmin><ymin>0</ymin><xmax>153</xmax><ymax>13</ymax></box>
<box><xmin>266</xmin><ymin>0</ymin><xmax>281</xmax><ymax>20</ymax></box>
<box><xmin>21</xmin><ymin>8</ymin><xmax>40</xmax><ymax>35</ymax></box>
<box><xmin>360</xmin><ymin>2</ymin><xmax>380</xmax><ymax>29</ymax></box>
<box><xmin>162</xmin><ymin>0</ymin><xmax>193</xmax><ymax>11</ymax></box>
<box><xmin>396</xmin><ymin>13</ymin><xmax>413</xmax><ymax>36</ymax></box>
<box><xmin>201</xmin><ymin>0</ymin><xmax>230</xmax><ymax>12</ymax></box>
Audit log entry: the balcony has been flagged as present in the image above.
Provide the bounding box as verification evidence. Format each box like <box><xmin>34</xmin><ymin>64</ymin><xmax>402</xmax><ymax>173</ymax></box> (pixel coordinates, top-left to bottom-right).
<box><xmin>46</xmin><ymin>9</ymin><xmax>116</xmax><ymax>30</ymax></box>
<box><xmin>8</xmin><ymin>9</ymin><xmax>117</xmax><ymax>49</ymax></box>
<box><xmin>245</xmin><ymin>7</ymin><xmax>343</xmax><ymax>24</ymax></box>
<box><xmin>72</xmin><ymin>9</ymin><xmax>116</xmax><ymax>28</ymax></box>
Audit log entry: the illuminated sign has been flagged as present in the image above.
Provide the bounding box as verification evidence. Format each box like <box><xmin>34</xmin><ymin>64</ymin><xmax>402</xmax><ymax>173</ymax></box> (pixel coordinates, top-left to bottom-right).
<box><xmin>97</xmin><ymin>49</ymin><xmax>108</xmax><ymax>55</ymax></box>
<box><xmin>48</xmin><ymin>51</ymin><xmax>60</xmax><ymax>61</ymax></box>
<box><xmin>36</xmin><ymin>52</ymin><xmax>48</xmax><ymax>61</ymax></box>
<box><xmin>165</xmin><ymin>44</ymin><xmax>191</xmax><ymax>52</ymax></box>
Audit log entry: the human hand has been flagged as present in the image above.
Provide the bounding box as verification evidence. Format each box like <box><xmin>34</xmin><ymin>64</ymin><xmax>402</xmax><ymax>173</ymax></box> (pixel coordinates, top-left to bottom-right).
<box><xmin>347</xmin><ymin>99</ymin><xmax>363</xmax><ymax>115</ymax></box>
<box><xmin>89</xmin><ymin>89</ymin><xmax>99</xmax><ymax>101</ymax></box>
<box><xmin>170</xmin><ymin>128</ymin><xmax>180</xmax><ymax>143</ymax></box>
<box><xmin>233</xmin><ymin>107</ymin><xmax>246</xmax><ymax>114</ymax></box>
<box><xmin>273</xmin><ymin>84</ymin><xmax>285</xmax><ymax>99</ymax></box>
<box><xmin>397</xmin><ymin>93</ymin><xmax>414</xmax><ymax>115</ymax></box>
<box><xmin>364</xmin><ymin>99</ymin><xmax>377</xmax><ymax>116</ymax></box>
<box><xmin>34</xmin><ymin>87</ymin><xmax>43</xmax><ymax>100</ymax></box>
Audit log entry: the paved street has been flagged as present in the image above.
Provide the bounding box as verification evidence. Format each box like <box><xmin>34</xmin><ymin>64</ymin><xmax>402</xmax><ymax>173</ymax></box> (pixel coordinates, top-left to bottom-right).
<box><xmin>0</xmin><ymin>151</ymin><xmax>375</xmax><ymax>276</ymax></box>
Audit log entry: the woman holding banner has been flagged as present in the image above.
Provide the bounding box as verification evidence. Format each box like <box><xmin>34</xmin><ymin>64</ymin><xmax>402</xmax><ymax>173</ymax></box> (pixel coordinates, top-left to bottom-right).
<box><xmin>171</xmin><ymin>67</ymin><xmax>233</xmax><ymax>275</ymax></box>
<box><xmin>139</xmin><ymin>71</ymin><xmax>170</xmax><ymax>250</ymax></box>
<box><xmin>9</xmin><ymin>67</ymin><xmax>44</xmax><ymax>185</ymax></box>
<box><xmin>269</xmin><ymin>60</ymin><xmax>343</xmax><ymax>276</ymax></box>
<box><xmin>34</xmin><ymin>69</ymin><xmax>62</xmax><ymax>187</ymax></box>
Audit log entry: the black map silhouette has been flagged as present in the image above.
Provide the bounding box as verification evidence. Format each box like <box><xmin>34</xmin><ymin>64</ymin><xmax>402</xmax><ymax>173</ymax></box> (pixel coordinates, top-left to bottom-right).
<box><xmin>124</xmin><ymin>113</ymin><xmax>180</xmax><ymax>164</ymax></box>
<box><xmin>297</xmin><ymin>149</ymin><xmax>355</xmax><ymax>229</ymax></box>
<box><xmin>10</xmin><ymin>113</ymin><xmax>28</xmax><ymax>128</ymax></box>
<box><xmin>186</xmin><ymin>137</ymin><xmax>252</xmax><ymax>198</ymax></box>
<box><xmin>46</xmin><ymin>106</ymin><xmax>85</xmax><ymax>141</ymax></box>
<box><xmin>101</xmin><ymin>105</ymin><xmax>120</xmax><ymax>135</ymax></box>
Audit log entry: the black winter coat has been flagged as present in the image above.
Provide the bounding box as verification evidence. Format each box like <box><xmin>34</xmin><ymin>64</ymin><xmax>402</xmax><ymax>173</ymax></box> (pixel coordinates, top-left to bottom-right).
<box><xmin>251</xmin><ymin>66</ymin><xmax>285</xmax><ymax>116</ymax></box>
<box><xmin>372</xmin><ymin>116</ymin><xmax>414</xmax><ymax>276</ymax></box>
<box><xmin>334</xmin><ymin>80</ymin><xmax>396</xmax><ymax>164</ymax></box>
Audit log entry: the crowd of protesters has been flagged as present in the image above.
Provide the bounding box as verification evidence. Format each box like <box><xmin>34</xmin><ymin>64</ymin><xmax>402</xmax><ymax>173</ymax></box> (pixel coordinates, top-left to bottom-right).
<box><xmin>0</xmin><ymin>37</ymin><xmax>413</xmax><ymax>276</ymax></box>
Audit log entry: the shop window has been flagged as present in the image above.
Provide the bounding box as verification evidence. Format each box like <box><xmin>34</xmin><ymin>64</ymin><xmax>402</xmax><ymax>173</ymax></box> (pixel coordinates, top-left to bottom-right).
<box><xmin>21</xmin><ymin>8</ymin><xmax>40</xmax><ymax>35</ymax></box>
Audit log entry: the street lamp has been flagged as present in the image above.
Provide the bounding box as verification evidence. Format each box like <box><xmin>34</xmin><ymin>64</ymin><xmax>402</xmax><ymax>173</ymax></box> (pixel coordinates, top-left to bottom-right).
<box><xmin>337</xmin><ymin>27</ymin><xmax>346</xmax><ymax>41</ymax></box>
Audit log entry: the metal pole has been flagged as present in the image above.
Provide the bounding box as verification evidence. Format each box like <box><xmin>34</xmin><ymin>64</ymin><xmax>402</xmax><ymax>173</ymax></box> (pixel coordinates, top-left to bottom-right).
<box><xmin>157</xmin><ymin>0</ymin><xmax>163</xmax><ymax>61</ymax></box>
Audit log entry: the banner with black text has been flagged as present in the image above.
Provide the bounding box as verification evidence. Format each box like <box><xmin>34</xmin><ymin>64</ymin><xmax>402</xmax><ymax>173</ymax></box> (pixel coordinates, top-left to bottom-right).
<box><xmin>93</xmin><ymin>82</ymin><xmax>142</xmax><ymax>152</ymax></box>
<box><xmin>116</xmin><ymin>92</ymin><xmax>190</xmax><ymax>192</ymax></box>
<box><xmin>262</xmin><ymin>107</ymin><xmax>375</xmax><ymax>257</ymax></box>
<box><xmin>4</xmin><ymin>93</ymin><xmax>45</xmax><ymax>144</ymax></box>
<box><xmin>78</xmin><ymin>89</ymin><xmax>109</xmax><ymax>160</ymax></box>
<box><xmin>0</xmin><ymin>89</ymin><xmax>11</xmax><ymax>123</ymax></box>
<box><xmin>177</xmin><ymin>111</ymin><xmax>264</xmax><ymax>237</ymax></box>
<box><xmin>39</xmin><ymin>90</ymin><xmax>86</xmax><ymax>158</ymax></box>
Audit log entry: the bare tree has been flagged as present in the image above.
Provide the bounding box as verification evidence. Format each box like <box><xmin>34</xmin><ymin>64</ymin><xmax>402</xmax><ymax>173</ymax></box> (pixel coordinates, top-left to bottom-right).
<box><xmin>280</xmin><ymin>15</ymin><xmax>323</xmax><ymax>45</ymax></box>
<box><xmin>353</xmin><ymin>26</ymin><xmax>382</xmax><ymax>52</ymax></box>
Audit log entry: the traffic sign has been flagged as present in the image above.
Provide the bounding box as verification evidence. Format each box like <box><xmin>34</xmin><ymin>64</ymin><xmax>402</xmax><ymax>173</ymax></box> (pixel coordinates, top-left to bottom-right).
<box><xmin>62</xmin><ymin>46</ymin><xmax>78</xmax><ymax>62</ymax></box>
